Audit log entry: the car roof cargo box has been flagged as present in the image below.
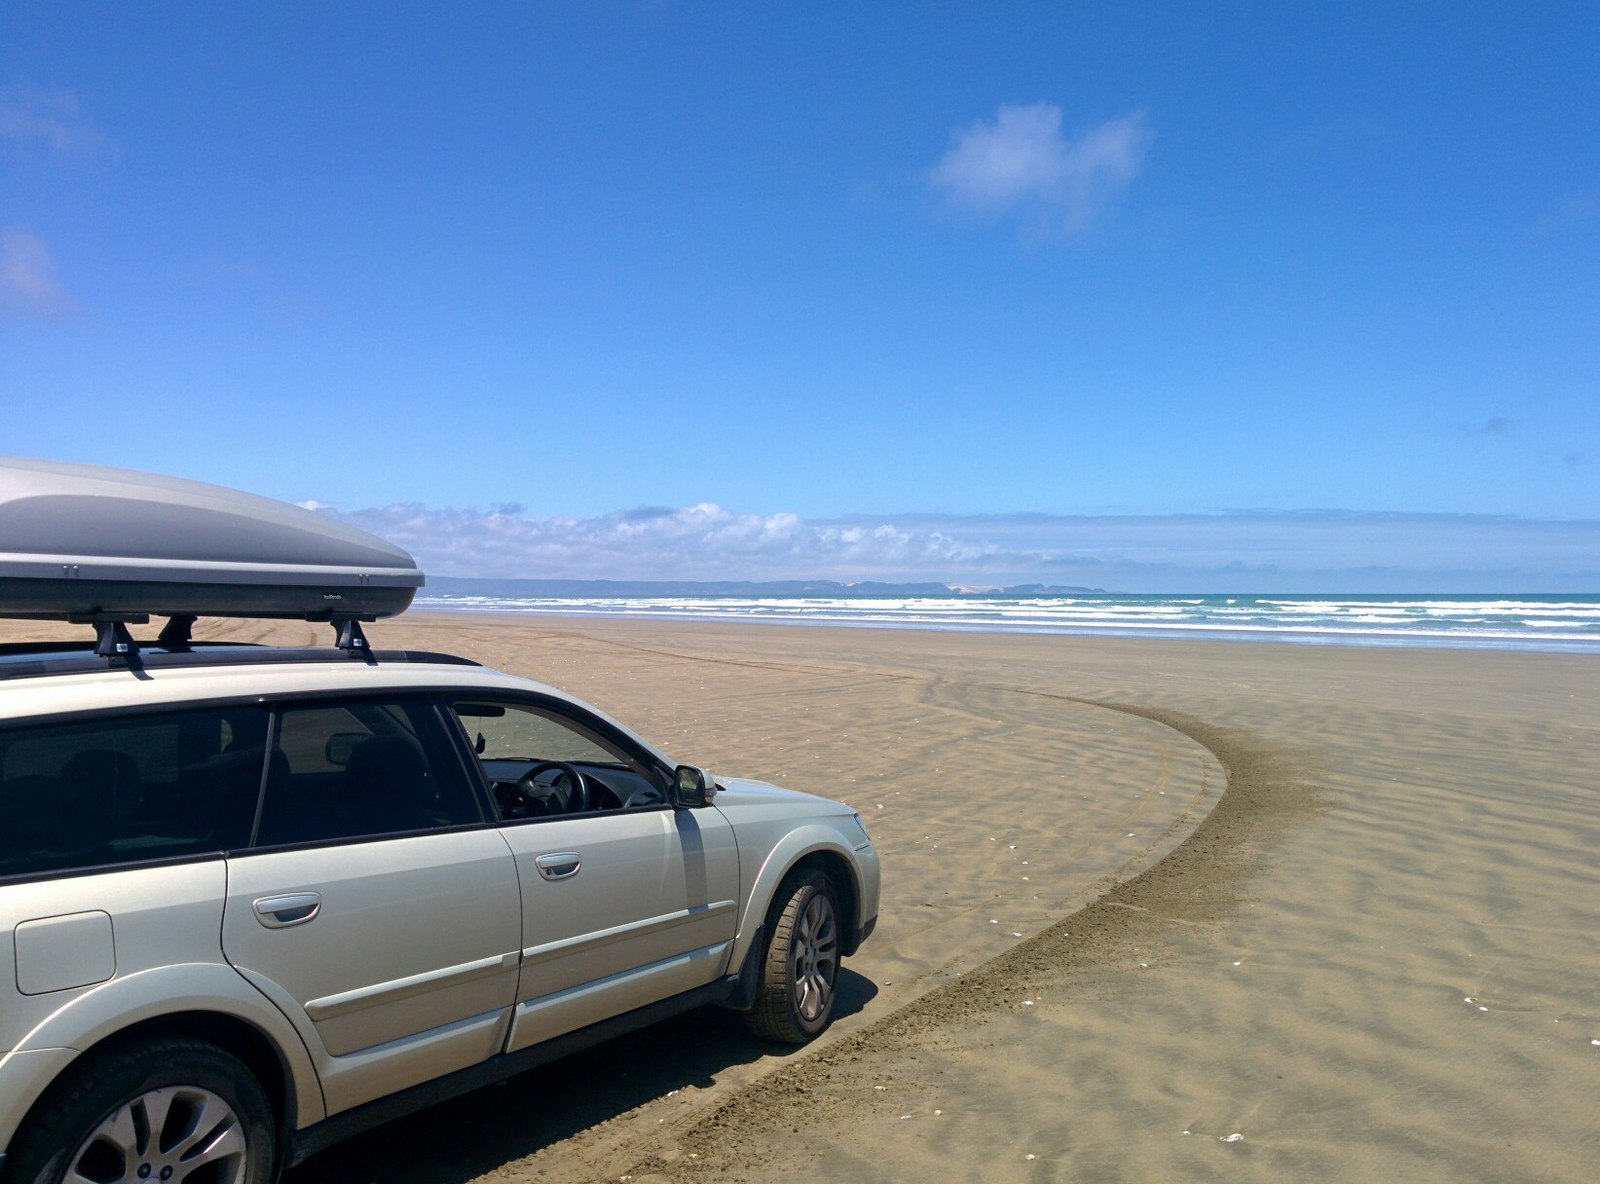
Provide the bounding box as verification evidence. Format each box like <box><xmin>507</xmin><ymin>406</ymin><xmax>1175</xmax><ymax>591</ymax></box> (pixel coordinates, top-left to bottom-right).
<box><xmin>0</xmin><ymin>457</ymin><xmax>423</xmax><ymax>623</ymax></box>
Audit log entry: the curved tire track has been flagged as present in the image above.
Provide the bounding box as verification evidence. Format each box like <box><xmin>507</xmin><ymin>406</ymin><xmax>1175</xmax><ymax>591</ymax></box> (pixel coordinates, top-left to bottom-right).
<box><xmin>616</xmin><ymin>700</ymin><xmax>1323</xmax><ymax>1183</ymax></box>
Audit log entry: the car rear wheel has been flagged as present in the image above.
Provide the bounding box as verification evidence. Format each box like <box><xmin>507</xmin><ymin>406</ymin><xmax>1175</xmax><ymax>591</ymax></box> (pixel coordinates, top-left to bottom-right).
<box><xmin>4</xmin><ymin>1037</ymin><xmax>275</xmax><ymax>1184</ymax></box>
<box><xmin>745</xmin><ymin>868</ymin><xmax>841</xmax><ymax>1044</ymax></box>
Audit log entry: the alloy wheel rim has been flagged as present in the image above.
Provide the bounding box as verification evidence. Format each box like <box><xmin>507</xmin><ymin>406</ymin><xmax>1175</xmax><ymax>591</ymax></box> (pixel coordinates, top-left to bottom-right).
<box><xmin>67</xmin><ymin>1086</ymin><xmax>248</xmax><ymax>1184</ymax></box>
<box><xmin>791</xmin><ymin>892</ymin><xmax>839</xmax><ymax>1023</ymax></box>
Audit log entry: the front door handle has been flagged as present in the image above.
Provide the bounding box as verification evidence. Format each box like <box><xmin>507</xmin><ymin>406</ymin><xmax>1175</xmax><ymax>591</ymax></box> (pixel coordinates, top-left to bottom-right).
<box><xmin>254</xmin><ymin>892</ymin><xmax>322</xmax><ymax>928</ymax></box>
<box><xmin>535</xmin><ymin>852</ymin><xmax>580</xmax><ymax>881</ymax></box>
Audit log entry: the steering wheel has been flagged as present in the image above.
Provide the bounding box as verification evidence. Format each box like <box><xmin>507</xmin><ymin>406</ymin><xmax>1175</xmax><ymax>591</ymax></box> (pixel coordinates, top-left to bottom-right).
<box><xmin>515</xmin><ymin>761</ymin><xmax>591</xmax><ymax>816</ymax></box>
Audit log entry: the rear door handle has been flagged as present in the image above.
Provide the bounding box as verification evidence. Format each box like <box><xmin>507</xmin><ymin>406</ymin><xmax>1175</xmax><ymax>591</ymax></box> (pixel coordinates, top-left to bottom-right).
<box><xmin>535</xmin><ymin>852</ymin><xmax>580</xmax><ymax>881</ymax></box>
<box><xmin>253</xmin><ymin>892</ymin><xmax>322</xmax><ymax>928</ymax></box>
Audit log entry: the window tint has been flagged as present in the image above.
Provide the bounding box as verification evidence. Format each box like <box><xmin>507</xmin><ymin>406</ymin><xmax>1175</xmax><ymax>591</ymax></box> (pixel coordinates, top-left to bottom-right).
<box><xmin>253</xmin><ymin>698</ymin><xmax>482</xmax><ymax>847</ymax></box>
<box><xmin>0</xmin><ymin>707</ymin><xmax>267</xmax><ymax>879</ymax></box>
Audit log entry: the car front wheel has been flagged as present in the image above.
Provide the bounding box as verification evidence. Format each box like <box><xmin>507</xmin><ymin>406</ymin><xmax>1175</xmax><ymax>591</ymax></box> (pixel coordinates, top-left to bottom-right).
<box><xmin>4</xmin><ymin>1037</ymin><xmax>276</xmax><ymax>1184</ymax></box>
<box><xmin>745</xmin><ymin>868</ymin><xmax>841</xmax><ymax>1044</ymax></box>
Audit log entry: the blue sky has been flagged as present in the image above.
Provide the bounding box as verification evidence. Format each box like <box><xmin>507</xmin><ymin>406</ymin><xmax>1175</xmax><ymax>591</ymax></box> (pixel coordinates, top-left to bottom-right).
<box><xmin>3</xmin><ymin>2</ymin><xmax>1597</xmax><ymax>589</ymax></box>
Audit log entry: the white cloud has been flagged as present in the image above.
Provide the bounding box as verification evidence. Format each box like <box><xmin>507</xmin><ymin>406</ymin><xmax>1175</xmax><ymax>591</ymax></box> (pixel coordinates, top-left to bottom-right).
<box><xmin>335</xmin><ymin>502</ymin><xmax>984</xmax><ymax>583</ymax></box>
<box><xmin>0</xmin><ymin>84</ymin><xmax>106</xmax><ymax>154</ymax></box>
<box><xmin>317</xmin><ymin>502</ymin><xmax>1600</xmax><ymax>592</ymax></box>
<box><xmin>0</xmin><ymin>227</ymin><xmax>73</xmax><ymax>318</ymax></box>
<box><xmin>931</xmin><ymin>104</ymin><xmax>1152</xmax><ymax>231</ymax></box>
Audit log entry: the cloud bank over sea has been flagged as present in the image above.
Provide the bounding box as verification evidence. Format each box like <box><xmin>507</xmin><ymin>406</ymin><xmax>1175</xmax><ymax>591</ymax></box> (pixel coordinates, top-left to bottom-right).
<box><xmin>317</xmin><ymin>502</ymin><xmax>1600</xmax><ymax>592</ymax></box>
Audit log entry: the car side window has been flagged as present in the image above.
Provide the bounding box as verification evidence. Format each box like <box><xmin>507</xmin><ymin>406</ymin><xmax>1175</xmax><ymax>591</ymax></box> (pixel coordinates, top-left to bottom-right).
<box><xmin>0</xmin><ymin>706</ymin><xmax>267</xmax><ymax>880</ymax></box>
<box><xmin>252</xmin><ymin>698</ymin><xmax>483</xmax><ymax>848</ymax></box>
<box><xmin>448</xmin><ymin>698</ymin><xmax>668</xmax><ymax>817</ymax></box>
<box><xmin>456</xmin><ymin>701</ymin><xmax>622</xmax><ymax>765</ymax></box>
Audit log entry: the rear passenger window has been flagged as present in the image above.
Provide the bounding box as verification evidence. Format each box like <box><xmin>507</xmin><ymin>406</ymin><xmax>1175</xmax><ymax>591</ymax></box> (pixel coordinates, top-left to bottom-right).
<box><xmin>253</xmin><ymin>698</ymin><xmax>482</xmax><ymax>847</ymax></box>
<box><xmin>0</xmin><ymin>707</ymin><xmax>268</xmax><ymax>879</ymax></box>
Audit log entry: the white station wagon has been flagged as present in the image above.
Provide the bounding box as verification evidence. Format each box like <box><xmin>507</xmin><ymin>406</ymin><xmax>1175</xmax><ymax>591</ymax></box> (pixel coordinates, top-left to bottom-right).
<box><xmin>0</xmin><ymin>458</ymin><xmax>880</xmax><ymax>1184</ymax></box>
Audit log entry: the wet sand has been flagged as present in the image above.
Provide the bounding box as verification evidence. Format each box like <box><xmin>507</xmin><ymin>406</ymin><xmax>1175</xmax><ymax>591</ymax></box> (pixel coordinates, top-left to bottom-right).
<box><xmin>7</xmin><ymin>614</ymin><xmax>1596</xmax><ymax>1181</ymax></box>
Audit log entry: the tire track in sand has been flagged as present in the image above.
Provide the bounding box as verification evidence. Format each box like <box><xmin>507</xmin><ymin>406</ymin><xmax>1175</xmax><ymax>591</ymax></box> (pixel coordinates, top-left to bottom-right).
<box><xmin>608</xmin><ymin>700</ymin><xmax>1323</xmax><ymax>1184</ymax></box>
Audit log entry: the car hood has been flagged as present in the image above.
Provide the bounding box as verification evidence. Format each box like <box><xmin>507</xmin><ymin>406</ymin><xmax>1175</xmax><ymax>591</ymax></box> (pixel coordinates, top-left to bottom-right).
<box><xmin>712</xmin><ymin>776</ymin><xmax>854</xmax><ymax>817</ymax></box>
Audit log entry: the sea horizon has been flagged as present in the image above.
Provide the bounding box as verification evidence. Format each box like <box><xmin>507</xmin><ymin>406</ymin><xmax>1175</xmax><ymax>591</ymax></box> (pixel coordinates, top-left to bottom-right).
<box><xmin>413</xmin><ymin>591</ymin><xmax>1600</xmax><ymax>654</ymax></box>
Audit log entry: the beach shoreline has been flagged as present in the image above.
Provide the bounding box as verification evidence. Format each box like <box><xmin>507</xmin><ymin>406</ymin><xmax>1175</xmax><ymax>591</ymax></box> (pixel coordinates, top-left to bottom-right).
<box><xmin>409</xmin><ymin>592</ymin><xmax>1600</xmax><ymax>654</ymax></box>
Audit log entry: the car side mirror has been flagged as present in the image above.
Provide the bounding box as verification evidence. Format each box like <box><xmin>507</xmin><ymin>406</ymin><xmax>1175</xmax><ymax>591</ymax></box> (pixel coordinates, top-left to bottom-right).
<box><xmin>671</xmin><ymin>765</ymin><xmax>716</xmax><ymax>809</ymax></box>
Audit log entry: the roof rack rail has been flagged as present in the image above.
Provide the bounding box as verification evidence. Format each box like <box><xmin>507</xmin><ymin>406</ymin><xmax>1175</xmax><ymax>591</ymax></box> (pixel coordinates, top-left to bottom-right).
<box><xmin>0</xmin><ymin>644</ymin><xmax>482</xmax><ymax>683</ymax></box>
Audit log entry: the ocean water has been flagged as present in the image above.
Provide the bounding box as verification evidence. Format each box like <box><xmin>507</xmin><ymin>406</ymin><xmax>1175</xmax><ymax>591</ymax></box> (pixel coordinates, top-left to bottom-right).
<box><xmin>413</xmin><ymin>593</ymin><xmax>1600</xmax><ymax>653</ymax></box>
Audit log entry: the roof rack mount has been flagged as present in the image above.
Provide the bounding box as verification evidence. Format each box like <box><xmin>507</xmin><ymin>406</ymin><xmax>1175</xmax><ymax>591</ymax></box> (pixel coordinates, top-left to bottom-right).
<box><xmin>332</xmin><ymin>618</ymin><xmax>371</xmax><ymax>653</ymax></box>
<box><xmin>65</xmin><ymin>614</ymin><xmax>149</xmax><ymax>660</ymax></box>
<box><xmin>55</xmin><ymin>612</ymin><xmax>378</xmax><ymax>661</ymax></box>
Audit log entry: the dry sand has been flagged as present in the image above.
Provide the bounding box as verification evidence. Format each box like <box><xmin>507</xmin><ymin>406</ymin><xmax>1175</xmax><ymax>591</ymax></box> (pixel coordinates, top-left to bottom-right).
<box><xmin>8</xmin><ymin>614</ymin><xmax>1597</xmax><ymax>1181</ymax></box>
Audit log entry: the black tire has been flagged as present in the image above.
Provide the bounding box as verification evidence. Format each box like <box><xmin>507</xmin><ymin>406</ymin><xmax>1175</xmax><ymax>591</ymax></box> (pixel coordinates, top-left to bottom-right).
<box><xmin>3</xmin><ymin>1037</ymin><xmax>276</xmax><ymax>1184</ymax></box>
<box><xmin>745</xmin><ymin>868</ymin><xmax>842</xmax><ymax>1044</ymax></box>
